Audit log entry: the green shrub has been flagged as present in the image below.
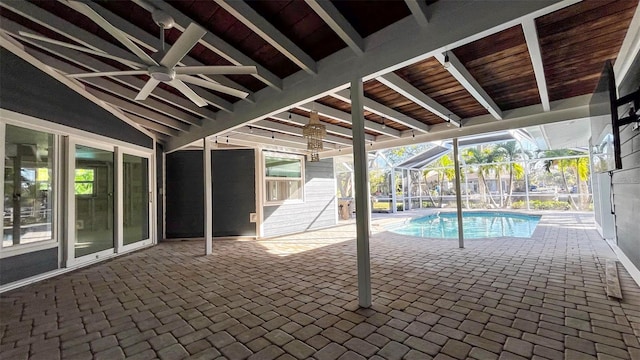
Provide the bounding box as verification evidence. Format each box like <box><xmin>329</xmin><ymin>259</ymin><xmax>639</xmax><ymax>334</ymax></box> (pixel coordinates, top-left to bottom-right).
<box><xmin>511</xmin><ymin>200</ymin><xmax>571</xmax><ymax>210</ymax></box>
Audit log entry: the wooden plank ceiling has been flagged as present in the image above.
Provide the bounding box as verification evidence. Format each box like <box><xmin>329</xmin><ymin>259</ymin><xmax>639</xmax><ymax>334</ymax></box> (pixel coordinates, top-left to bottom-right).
<box><xmin>0</xmin><ymin>0</ymin><xmax>637</xmax><ymax>152</ymax></box>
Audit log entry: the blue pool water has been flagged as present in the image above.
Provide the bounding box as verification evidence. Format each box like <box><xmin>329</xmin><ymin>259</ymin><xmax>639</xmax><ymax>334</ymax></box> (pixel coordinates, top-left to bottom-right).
<box><xmin>389</xmin><ymin>212</ymin><xmax>541</xmax><ymax>239</ymax></box>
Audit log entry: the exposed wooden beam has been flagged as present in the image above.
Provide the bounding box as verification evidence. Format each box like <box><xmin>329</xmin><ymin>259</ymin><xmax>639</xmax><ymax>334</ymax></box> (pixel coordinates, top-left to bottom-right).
<box><xmin>143</xmin><ymin>0</ymin><xmax>283</xmax><ymax>90</ymax></box>
<box><xmin>405</xmin><ymin>0</ymin><xmax>430</xmax><ymax>27</ymax></box>
<box><xmin>0</xmin><ymin>11</ymin><xmax>233</xmax><ymax>114</ymax></box>
<box><xmin>376</xmin><ymin>73</ymin><xmax>462</xmax><ymax>127</ymax></box>
<box><xmin>522</xmin><ymin>18</ymin><xmax>550</xmax><ymax>112</ymax></box>
<box><xmin>332</xmin><ymin>89</ymin><xmax>431</xmax><ymax>133</ymax></box>
<box><xmin>84</xmin><ymin>1</ymin><xmax>255</xmax><ymax>103</ymax></box>
<box><xmin>220</xmin><ymin>132</ymin><xmax>308</xmax><ymax>152</ymax></box>
<box><xmin>322</xmin><ymin>94</ymin><xmax>592</xmax><ymax>158</ymax></box>
<box><xmin>298</xmin><ymin>102</ymin><xmax>400</xmax><ymax>138</ymax></box>
<box><xmin>167</xmin><ymin>0</ymin><xmax>564</xmax><ymax>151</ymax></box>
<box><xmin>9</xmin><ymin>40</ymin><xmax>202</xmax><ymax>127</ymax></box>
<box><xmin>0</xmin><ymin>32</ymin><xmax>155</xmax><ymax>139</ymax></box>
<box><xmin>86</xmin><ymin>88</ymin><xmax>192</xmax><ymax>132</ymax></box>
<box><xmin>305</xmin><ymin>0</ymin><xmax>364</xmax><ymax>56</ymax></box>
<box><xmin>230</xmin><ymin>128</ymin><xmax>309</xmax><ymax>149</ymax></box>
<box><xmin>6</xmin><ymin>28</ymin><xmax>228</xmax><ymax>118</ymax></box>
<box><xmin>82</xmin><ymin>77</ymin><xmax>202</xmax><ymax>126</ymax></box>
<box><xmin>124</xmin><ymin>112</ymin><xmax>181</xmax><ymax>137</ymax></box>
<box><xmin>270</xmin><ymin>111</ymin><xmax>375</xmax><ymax>141</ymax></box>
<box><xmin>213</xmin><ymin>0</ymin><xmax>317</xmax><ymax>75</ymax></box>
<box><xmin>253</xmin><ymin>120</ymin><xmax>352</xmax><ymax>146</ymax></box>
<box><xmin>433</xmin><ymin>52</ymin><xmax>503</xmax><ymax>120</ymax></box>
<box><xmin>147</xmin><ymin>129</ymin><xmax>170</xmax><ymax>143</ymax></box>
<box><xmin>0</xmin><ymin>0</ymin><xmax>141</xmax><ymax>67</ymax></box>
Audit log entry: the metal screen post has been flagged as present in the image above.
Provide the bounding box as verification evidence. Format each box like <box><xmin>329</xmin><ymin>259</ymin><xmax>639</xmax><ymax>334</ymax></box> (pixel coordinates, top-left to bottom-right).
<box><xmin>453</xmin><ymin>138</ymin><xmax>464</xmax><ymax>248</ymax></box>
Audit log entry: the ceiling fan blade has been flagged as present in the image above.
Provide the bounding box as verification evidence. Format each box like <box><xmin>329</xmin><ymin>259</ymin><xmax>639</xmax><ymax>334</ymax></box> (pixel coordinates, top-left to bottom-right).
<box><xmin>160</xmin><ymin>23</ymin><xmax>207</xmax><ymax>69</ymax></box>
<box><xmin>68</xmin><ymin>70</ymin><xmax>148</xmax><ymax>79</ymax></box>
<box><xmin>177</xmin><ymin>75</ymin><xmax>249</xmax><ymax>99</ymax></box>
<box><xmin>17</xmin><ymin>31</ymin><xmax>145</xmax><ymax>68</ymax></box>
<box><xmin>65</xmin><ymin>0</ymin><xmax>158</xmax><ymax>66</ymax></box>
<box><xmin>135</xmin><ymin>79</ymin><xmax>161</xmax><ymax>101</ymax></box>
<box><xmin>168</xmin><ymin>79</ymin><xmax>208</xmax><ymax>107</ymax></box>
<box><xmin>175</xmin><ymin>66</ymin><xmax>258</xmax><ymax>76</ymax></box>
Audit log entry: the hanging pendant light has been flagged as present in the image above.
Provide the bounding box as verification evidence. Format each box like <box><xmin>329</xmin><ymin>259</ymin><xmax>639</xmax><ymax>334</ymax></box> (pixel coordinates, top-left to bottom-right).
<box><xmin>303</xmin><ymin>110</ymin><xmax>326</xmax><ymax>162</ymax></box>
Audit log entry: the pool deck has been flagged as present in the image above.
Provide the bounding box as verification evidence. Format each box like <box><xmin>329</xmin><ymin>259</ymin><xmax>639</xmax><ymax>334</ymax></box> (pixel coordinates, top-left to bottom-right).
<box><xmin>1</xmin><ymin>211</ymin><xmax>639</xmax><ymax>359</ymax></box>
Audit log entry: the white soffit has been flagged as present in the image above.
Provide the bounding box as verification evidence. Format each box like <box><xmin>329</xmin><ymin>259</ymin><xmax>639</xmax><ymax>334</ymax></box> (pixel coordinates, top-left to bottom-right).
<box><xmin>538</xmin><ymin>118</ymin><xmax>591</xmax><ymax>150</ymax></box>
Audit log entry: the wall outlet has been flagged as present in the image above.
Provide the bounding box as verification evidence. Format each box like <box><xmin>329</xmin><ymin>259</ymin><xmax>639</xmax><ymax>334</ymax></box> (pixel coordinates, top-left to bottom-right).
<box><xmin>250</xmin><ymin>213</ymin><xmax>257</xmax><ymax>223</ymax></box>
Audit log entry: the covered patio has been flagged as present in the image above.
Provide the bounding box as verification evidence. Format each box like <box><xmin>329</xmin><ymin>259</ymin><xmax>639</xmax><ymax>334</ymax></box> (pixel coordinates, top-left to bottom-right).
<box><xmin>1</xmin><ymin>0</ymin><xmax>640</xmax><ymax>359</ymax></box>
<box><xmin>1</xmin><ymin>212</ymin><xmax>639</xmax><ymax>359</ymax></box>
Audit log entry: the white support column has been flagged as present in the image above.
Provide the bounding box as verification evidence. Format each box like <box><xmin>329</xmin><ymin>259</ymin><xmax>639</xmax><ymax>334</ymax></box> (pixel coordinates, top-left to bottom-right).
<box><xmin>518</xmin><ymin>140</ymin><xmax>531</xmax><ymax>211</ymax></box>
<box><xmin>453</xmin><ymin>138</ymin><xmax>464</xmax><ymax>248</ymax></box>
<box><xmin>401</xmin><ymin>169</ymin><xmax>406</xmax><ymax>211</ymax></box>
<box><xmin>203</xmin><ymin>138</ymin><xmax>213</xmax><ymax>255</ymax></box>
<box><xmin>351</xmin><ymin>77</ymin><xmax>372</xmax><ymax>308</ymax></box>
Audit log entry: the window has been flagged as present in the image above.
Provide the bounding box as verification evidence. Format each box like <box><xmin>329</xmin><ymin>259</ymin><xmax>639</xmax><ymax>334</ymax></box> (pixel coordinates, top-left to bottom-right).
<box><xmin>74</xmin><ymin>168</ymin><xmax>95</xmax><ymax>195</ymax></box>
<box><xmin>3</xmin><ymin>125</ymin><xmax>55</xmax><ymax>247</ymax></box>
<box><xmin>264</xmin><ymin>153</ymin><xmax>304</xmax><ymax>204</ymax></box>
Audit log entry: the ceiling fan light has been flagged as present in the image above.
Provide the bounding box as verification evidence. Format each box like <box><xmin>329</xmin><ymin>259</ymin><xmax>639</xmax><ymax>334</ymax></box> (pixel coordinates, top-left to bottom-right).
<box><xmin>152</xmin><ymin>10</ymin><xmax>175</xmax><ymax>29</ymax></box>
<box><xmin>149</xmin><ymin>66</ymin><xmax>175</xmax><ymax>82</ymax></box>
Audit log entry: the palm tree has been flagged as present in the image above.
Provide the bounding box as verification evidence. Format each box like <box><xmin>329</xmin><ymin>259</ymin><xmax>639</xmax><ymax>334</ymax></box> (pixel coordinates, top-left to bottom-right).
<box><xmin>464</xmin><ymin>147</ymin><xmax>499</xmax><ymax>208</ymax></box>
<box><xmin>496</xmin><ymin>142</ymin><xmax>529</xmax><ymax>207</ymax></box>
<box><xmin>539</xmin><ymin>149</ymin><xmax>590</xmax><ymax>210</ymax></box>
<box><xmin>485</xmin><ymin>146</ymin><xmax>507</xmax><ymax>207</ymax></box>
<box><xmin>423</xmin><ymin>154</ymin><xmax>455</xmax><ymax>207</ymax></box>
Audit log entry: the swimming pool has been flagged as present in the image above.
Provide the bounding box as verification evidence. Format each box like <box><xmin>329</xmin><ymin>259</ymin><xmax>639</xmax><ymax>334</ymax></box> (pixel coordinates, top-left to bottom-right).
<box><xmin>389</xmin><ymin>212</ymin><xmax>541</xmax><ymax>239</ymax></box>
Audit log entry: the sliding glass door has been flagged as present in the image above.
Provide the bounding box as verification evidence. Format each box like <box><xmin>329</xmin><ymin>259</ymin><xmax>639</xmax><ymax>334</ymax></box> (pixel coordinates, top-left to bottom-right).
<box><xmin>121</xmin><ymin>152</ymin><xmax>151</xmax><ymax>249</ymax></box>
<box><xmin>72</xmin><ymin>143</ymin><xmax>114</xmax><ymax>259</ymax></box>
<box><xmin>1</xmin><ymin>118</ymin><xmax>155</xmax><ymax>283</ymax></box>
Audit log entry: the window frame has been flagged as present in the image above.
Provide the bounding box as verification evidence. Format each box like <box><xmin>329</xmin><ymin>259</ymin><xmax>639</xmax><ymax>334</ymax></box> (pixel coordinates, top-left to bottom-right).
<box><xmin>74</xmin><ymin>168</ymin><xmax>96</xmax><ymax>197</ymax></box>
<box><xmin>0</xmin><ymin>122</ymin><xmax>59</xmax><ymax>255</ymax></box>
<box><xmin>263</xmin><ymin>152</ymin><xmax>305</xmax><ymax>206</ymax></box>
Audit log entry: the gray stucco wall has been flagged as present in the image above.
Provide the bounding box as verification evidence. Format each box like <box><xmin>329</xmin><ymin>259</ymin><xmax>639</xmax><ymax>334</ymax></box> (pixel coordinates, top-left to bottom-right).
<box><xmin>0</xmin><ymin>49</ymin><xmax>153</xmax><ymax>149</ymax></box>
<box><xmin>613</xmin><ymin>54</ymin><xmax>640</xmax><ymax>270</ymax></box>
<box><xmin>0</xmin><ymin>248</ymin><xmax>58</xmax><ymax>285</ymax></box>
<box><xmin>263</xmin><ymin>158</ymin><xmax>337</xmax><ymax>237</ymax></box>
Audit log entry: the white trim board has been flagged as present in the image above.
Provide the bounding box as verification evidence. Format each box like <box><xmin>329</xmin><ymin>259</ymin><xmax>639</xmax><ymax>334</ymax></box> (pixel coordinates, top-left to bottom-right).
<box><xmin>607</xmin><ymin>239</ymin><xmax>640</xmax><ymax>288</ymax></box>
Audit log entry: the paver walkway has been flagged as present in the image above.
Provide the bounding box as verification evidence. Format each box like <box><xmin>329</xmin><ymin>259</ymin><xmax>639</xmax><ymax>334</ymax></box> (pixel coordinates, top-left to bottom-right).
<box><xmin>1</xmin><ymin>212</ymin><xmax>639</xmax><ymax>359</ymax></box>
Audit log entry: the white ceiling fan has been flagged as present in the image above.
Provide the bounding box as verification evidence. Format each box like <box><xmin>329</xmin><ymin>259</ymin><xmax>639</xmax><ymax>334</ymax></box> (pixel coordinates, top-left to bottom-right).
<box><xmin>18</xmin><ymin>0</ymin><xmax>256</xmax><ymax>107</ymax></box>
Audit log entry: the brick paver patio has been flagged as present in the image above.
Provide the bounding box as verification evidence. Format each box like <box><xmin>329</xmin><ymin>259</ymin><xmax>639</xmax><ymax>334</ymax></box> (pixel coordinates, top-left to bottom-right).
<box><xmin>1</xmin><ymin>212</ymin><xmax>639</xmax><ymax>359</ymax></box>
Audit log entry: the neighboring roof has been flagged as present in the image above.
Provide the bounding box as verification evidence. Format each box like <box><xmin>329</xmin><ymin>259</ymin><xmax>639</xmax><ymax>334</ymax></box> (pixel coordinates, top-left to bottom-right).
<box><xmin>396</xmin><ymin>145</ymin><xmax>451</xmax><ymax>169</ymax></box>
<box><xmin>0</xmin><ymin>0</ymin><xmax>637</xmax><ymax>155</ymax></box>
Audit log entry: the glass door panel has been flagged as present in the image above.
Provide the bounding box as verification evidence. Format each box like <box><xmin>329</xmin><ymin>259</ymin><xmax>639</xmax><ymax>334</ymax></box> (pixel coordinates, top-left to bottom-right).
<box><xmin>123</xmin><ymin>154</ymin><xmax>149</xmax><ymax>245</ymax></box>
<box><xmin>3</xmin><ymin>125</ymin><xmax>55</xmax><ymax>247</ymax></box>
<box><xmin>74</xmin><ymin>145</ymin><xmax>114</xmax><ymax>257</ymax></box>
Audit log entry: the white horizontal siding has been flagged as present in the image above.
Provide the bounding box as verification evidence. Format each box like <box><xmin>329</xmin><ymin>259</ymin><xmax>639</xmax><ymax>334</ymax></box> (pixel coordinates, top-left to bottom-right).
<box><xmin>263</xmin><ymin>159</ymin><xmax>337</xmax><ymax>237</ymax></box>
<box><xmin>613</xmin><ymin>122</ymin><xmax>640</xmax><ymax>269</ymax></box>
